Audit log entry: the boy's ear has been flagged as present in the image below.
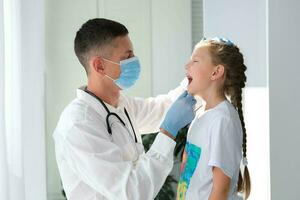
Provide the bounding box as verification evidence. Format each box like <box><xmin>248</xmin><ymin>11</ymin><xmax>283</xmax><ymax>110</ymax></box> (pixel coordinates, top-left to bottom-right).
<box><xmin>91</xmin><ymin>56</ymin><xmax>105</xmax><ymax>74</ymax></box>
<box><xmin>211</xmin><ymin>65</ymin><xmax>225</xmax><ymax>80</ymax></box>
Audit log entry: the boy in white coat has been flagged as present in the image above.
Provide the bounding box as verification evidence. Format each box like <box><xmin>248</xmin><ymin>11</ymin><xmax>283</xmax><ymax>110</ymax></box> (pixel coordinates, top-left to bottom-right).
<box><xmin>53</xmin><ymin>18</ymin><xmax>196</xmax><ymax>200</ymax></box>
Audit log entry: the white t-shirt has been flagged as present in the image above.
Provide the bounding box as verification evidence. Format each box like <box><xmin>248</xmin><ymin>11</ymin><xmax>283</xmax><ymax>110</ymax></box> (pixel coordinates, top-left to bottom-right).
<box><xmin>177</xmin><ymin>100</ymin><xmax>243</xmax><ymax>200</ymax></box>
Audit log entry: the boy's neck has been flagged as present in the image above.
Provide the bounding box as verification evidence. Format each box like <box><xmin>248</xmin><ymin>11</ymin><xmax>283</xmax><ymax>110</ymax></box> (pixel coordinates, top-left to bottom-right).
<box><xmin>87</xmin><ymin>79</ymin><xmax>120</xmax><ymax>108</ymax></box>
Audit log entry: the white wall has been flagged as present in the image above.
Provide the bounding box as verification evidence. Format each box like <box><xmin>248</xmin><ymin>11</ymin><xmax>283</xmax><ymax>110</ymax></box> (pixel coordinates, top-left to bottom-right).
<box><xmin>203</xmin><ymin>0</ymin><xmax>270</xmax><ymax>199</ymax></box>
<box><xmin>268</xmin><ymin>0</ymin><xmax>300</xmax><ymax>199</ymax></box>
<box><xmin>3</xmin><ymin>0</ymin><xmax>47</xmax><ymax>199</ymax></box>
<box><xmin>20</xmin><ymin>1</ymin><xmax>47</xmax><ymax>198</ymax></box>
<box><xmin>203</xmin><ymin>0</ymin><xmax>267</xmax><ymax>88</ymax></box>
<box><xmin>151</xmin><ymin>0</ymin><xmax>192</xmax><ymax>95</ymax></box>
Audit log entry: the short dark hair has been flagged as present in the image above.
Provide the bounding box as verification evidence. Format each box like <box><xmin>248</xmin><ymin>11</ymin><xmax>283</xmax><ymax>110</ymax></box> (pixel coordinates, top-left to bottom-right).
<box><xmin>74</xmin><ymin>18</ymin><xmax>128</xmax><ymax>74</ymax></box>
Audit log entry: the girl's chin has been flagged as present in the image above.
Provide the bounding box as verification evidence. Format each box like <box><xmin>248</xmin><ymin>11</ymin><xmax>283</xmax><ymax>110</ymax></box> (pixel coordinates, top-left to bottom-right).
<box><xmin>187</xmin><ymin>87</ymin><xmax>201</xmax><ymax>97</ymax></box>
<box><xmin>187</xmin><ymin>87</ymin><xmax>195</xmax><ymax>95</ymax></box>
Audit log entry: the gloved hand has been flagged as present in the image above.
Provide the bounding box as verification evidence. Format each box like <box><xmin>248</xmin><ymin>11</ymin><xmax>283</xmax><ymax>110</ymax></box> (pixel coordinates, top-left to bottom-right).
<box><xmin>160</xmin><ymin>91</ymin><xmax>196</xmax><ymax>138</ymax></box>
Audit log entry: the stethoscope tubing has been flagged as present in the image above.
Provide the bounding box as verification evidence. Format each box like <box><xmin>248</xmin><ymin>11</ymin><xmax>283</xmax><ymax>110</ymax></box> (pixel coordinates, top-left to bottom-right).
<box><xmin>84</xmin><ymin>89</ymin><xmax>138</xmax><ymax>143</ymax></box>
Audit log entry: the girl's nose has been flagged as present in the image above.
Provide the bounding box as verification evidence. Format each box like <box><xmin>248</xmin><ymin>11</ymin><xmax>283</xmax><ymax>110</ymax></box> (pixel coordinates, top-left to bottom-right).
<box><xmin>185</xmin><ymin>61</ymin><xmax>191</xmax><ymax>70</ymax></box>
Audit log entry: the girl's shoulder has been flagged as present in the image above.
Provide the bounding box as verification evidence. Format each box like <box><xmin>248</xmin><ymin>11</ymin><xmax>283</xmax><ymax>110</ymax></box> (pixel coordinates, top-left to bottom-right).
<box><xmin>196</xmin><ymin>100</ymin><xmax>241</xmax><ymax>131</ymax></box>
<box><xmin>197</xmin><ymin>100</ymin><xmax>235</xmax><ymax>120</ymax></box>
<box><xmin>209</xmin><ymin>101</ymin><xmax>243</xmax><ymax>138</ymax></box>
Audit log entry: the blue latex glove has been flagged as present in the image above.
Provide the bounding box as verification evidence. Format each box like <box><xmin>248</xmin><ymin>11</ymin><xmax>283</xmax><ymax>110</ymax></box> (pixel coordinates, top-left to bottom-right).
<box><xmin>160</xmin><ymin>91</ymin><xmax>196</xmax><ymax>137</ymax></box>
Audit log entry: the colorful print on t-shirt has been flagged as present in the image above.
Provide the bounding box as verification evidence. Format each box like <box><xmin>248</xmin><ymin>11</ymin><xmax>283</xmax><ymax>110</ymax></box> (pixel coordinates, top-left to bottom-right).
<box><xmin>176</xmin><ymin>142</ymin><xmax>201</xmax><ymax>200</ymax></box>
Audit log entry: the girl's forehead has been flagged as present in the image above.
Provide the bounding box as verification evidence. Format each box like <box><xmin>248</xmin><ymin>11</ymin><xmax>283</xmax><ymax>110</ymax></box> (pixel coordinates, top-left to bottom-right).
<box><xmin>192</xmin><ymin>45</ymin><xmax>210</xmax><ymax>57</ymax></box>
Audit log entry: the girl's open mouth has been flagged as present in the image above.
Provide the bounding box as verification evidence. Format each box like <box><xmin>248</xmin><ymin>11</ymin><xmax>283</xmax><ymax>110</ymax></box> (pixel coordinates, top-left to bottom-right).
<box><xmin>187</xmin><ymin>76</ymin><xmax>193</xmax><ymax>84</ymax></box>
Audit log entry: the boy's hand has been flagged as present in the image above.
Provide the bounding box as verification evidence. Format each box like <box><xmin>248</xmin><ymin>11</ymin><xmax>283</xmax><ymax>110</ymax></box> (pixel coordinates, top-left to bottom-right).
<box><xmin>160</xmin><ymin>91</ymin><xmax>196</xmax><ymax>138</ymax></box>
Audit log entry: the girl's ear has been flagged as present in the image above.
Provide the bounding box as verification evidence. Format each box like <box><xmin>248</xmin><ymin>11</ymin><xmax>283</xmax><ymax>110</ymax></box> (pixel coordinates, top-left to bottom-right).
<box><xmin>211</xmin><ymin>65</ymin><xmax>225</xmax><ymax>81</ymax></box>
<box><xmin>91</xmin><ymin>56</ymin><xmax>105</xmax><ymax>74</ymax></box>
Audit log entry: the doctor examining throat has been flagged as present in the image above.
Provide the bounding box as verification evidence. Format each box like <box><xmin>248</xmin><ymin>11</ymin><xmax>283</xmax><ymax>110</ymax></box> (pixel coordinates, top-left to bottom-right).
<box><xmin>53</xmin><ymin>18</ymin><xmax>196</xmax><ymax>200</ymax></box>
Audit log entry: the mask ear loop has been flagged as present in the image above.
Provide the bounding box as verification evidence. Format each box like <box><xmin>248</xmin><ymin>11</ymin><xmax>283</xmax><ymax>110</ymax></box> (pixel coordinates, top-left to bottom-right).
<box><xmin>102</xmin><ymin>58</ymin><xmax>121</xmax><ymax>84</ymax></box>
<box><xmin>102</xmin><ymin>57</ymin><xmax>120</xmax><ymax>65</ymax></box>
<box><xmin>105</xmin><ymin>74</ymin><xmax>116</xmax><ymax>82</ymax></box>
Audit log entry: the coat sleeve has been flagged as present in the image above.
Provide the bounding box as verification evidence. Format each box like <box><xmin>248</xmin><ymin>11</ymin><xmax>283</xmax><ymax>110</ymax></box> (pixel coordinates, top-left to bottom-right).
<box><xmin>125</xmin><ymin>78</ymin><xmax>188</xmax><ymax>134</ymax></box>
<box><xmin>62</xmin><ymin>121</ymin><xmax>176</xmax><ymax>200</ymax></box>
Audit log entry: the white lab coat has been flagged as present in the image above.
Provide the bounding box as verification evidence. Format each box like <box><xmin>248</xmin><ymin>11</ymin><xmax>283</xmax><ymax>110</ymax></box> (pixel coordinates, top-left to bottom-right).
<box><xmin>53</xmin><ymin>80</ymin><xmax>187</xmax><ymax>200</ymax></box>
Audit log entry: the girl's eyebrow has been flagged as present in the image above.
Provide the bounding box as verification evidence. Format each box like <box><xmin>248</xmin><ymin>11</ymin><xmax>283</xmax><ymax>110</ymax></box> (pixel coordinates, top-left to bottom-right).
<box><xmin>191</xmin><ymin>55</ymin><xmax>201</xmax><ymax>60</ymax></box>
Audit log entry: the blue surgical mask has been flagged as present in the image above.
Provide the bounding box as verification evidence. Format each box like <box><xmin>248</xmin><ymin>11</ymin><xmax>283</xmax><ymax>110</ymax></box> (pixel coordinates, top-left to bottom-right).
<box><xmin>103</xmin><ymin>56</ymin><xmax>141</xmax><ymax>90</ymax></box>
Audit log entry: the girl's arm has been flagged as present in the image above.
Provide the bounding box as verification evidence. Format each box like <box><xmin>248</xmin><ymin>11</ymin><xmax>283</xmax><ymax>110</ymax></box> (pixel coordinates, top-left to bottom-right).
<box><xmin>209</xmin><ymin>166</ymin><xmax>231</xmax><ymax>200</ymax></box>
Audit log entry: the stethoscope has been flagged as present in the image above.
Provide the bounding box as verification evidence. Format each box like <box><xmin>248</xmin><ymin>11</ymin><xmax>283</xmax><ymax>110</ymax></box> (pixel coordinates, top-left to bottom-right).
<box><xmin>84</xmin><ymin>89</ymin><xmax>138</xmax><ymax>143</ymax></box>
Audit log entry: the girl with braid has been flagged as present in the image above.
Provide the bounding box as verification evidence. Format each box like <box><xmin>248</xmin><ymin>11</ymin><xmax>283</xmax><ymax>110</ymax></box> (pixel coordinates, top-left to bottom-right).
<box><xmin>177</xmin><ymin>37</ymin><xmax>251</xmax><ymax>200</ymax></box>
